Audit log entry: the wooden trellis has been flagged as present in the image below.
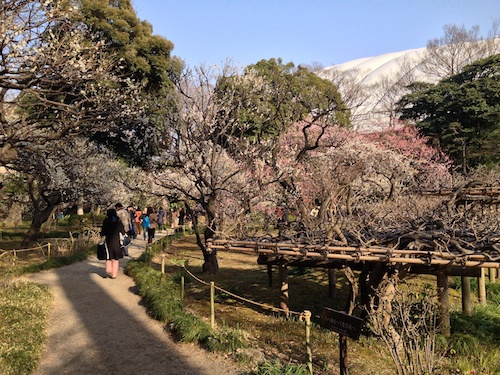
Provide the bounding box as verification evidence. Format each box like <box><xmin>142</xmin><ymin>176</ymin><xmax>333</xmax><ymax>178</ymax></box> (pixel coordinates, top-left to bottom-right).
<box><xmin>205</xmin><ymin>185</ymin><xmax>500</xmax><ymax>338</ymax></box>
<box><xmin>421</xmin><ymin>186</ymin><xmax>500</xmax><ymax>205</ymax></box>
<box><xmin>206</xmin><ymin>238</ymin><xmax>500</xmax><ymax>336</ymax></box>
<box><xmin>207</xmin><ymin>239</ymin><xmax>500</xmax><ymax>268</ymax></box>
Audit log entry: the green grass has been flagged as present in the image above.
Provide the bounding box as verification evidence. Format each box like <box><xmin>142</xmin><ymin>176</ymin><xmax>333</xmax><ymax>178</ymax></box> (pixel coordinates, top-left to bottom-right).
<box><xmin>126</xmin><ymin>257</ymin><xmax>247</xmax><ymax>352</ymax></box>
<box><xmin>447</xmin><ymin>303</ymin><xmax>500</xmax><ymax>374</ymax></box>
<box><xmin>249</xmin><ymin>361</ymin><xmax>310</xmax><ymax>375</ymax></box>
<box><xmin>0</xmin><ymin>221</ymin><xmax>96</xmax><ymax>374</ymax></box>
<box><xmin>0</xmin><ymin>279</ymin><xmax>53</xmax><ymax>375</ymax></box>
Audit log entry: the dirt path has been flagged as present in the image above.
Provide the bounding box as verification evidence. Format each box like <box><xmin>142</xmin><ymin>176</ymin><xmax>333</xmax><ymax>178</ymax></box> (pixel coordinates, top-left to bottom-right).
<box><xmin>22</xmin><ymin>234</ymin><xmax>245</xmax><ymax>375</ymax></box>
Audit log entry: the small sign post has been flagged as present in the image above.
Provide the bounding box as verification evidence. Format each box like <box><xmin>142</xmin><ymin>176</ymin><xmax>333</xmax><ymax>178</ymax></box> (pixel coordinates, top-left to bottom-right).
<box><xmin>322</xmin><ymin>308</ymin><xmax>364</xmax><ymax>375</ymax></box>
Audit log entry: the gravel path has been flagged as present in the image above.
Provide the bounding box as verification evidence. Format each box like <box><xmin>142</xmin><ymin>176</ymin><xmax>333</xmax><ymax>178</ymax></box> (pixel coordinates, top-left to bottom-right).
<box><xmin>22</xmin><ymin>235</ymin><xmax>245</xmax><ymax>375</ymax></box>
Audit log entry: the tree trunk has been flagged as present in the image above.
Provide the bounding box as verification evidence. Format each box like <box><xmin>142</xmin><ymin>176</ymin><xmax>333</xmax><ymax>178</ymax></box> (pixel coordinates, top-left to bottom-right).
<box><xmin>20</xmin><ymin>184</ymin><xmax>61</xmax><ymax>248</ymax></box>
<box><xmin>202</xmin><ymin>197</ymin><xmax>219</xmax><ymax>274</ymax></box>
<box><xmin>185</xmin><ymin>198</ymin><xmax>219</xmax><ymax>274</ymax></box>
<box><xmin>21</xmin><ymin>199</ymin><xmax>60</xmax><ymax>248</ymax></box>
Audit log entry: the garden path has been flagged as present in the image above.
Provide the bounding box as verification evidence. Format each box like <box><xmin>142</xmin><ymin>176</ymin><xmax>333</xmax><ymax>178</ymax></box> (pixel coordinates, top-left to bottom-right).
<box><xmin>22</xmin><ymin>232</ymin><xmax>244</xmax><ymax>375</ymax></box>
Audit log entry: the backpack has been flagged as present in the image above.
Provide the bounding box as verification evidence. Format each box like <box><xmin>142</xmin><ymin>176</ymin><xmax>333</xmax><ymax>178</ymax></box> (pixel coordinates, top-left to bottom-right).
<box><xmin>141</xmin><ymin>215</ymin><xmax>150</xmax><ymax>229</ymax></box>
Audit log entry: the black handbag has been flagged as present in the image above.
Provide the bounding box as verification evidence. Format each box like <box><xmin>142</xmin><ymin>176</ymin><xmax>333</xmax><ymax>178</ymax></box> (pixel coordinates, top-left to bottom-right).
<box><xmin>97</xmin><ymin>241</ymin><xmax>109</xmax><ymax>260</ymax></box>
<box><xmin>121</xmin><ymin>234</ymin><xmax>131</xmax><ymax>247</ymax></box>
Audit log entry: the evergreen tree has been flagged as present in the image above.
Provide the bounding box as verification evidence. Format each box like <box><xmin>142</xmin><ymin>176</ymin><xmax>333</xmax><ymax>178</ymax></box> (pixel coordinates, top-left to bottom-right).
<box><xmin>79</xmin><ymin>0</ymin><xmax>182</xmax><ymax>92</ymax></box>
<box><xmin>398</xmin><ymin>54</ymin><xmax>500</xmax><ymax>170</ymax></box>
<box><xmin>79</xmin><ymin>0</ymin><xmax>183</xmax><ymax>165</ymax></box>
<box><xmin>214</xmin><ymin>58</ymin><xmax>350</xmax><ymax>143</ymax></box>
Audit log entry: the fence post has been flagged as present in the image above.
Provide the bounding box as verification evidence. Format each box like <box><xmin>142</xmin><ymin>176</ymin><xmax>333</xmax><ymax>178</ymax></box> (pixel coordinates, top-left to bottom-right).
<box><xmin>180</xmin><ymin>265</ymin><xmax>185</xmax><ymax>301</ymax></box>
<box><xmin>478</xmin><ymin>268</ymin><xmax>487</xmax><ymax>304</ymax></box>
<box><xmin>70</xmin><ymin>235</ymin><xmax>75</xmax><ymax>255</ymax></box>
<box><xmin>210</xmin><ymin>281</ymin><xmax>215</xmax><ymax>329</ymax></box>
<box><xmin>161</xmin><ymin>254</ymin><xmax>165</xmax><ymax>274</ymax></box>
<box><xmin>302</xmin><ymin>310</ymin><xmax>313</xmax><ymax>375</ymax></box>
<box><xmin>146</xmin><ymin>242</ymin><xmax>151</xmax><ymax>267</ymax></box>
<box><xmin>47</xmin><ymin>243</ymin><xmax>51</xmax><ymax>261</ymax></box>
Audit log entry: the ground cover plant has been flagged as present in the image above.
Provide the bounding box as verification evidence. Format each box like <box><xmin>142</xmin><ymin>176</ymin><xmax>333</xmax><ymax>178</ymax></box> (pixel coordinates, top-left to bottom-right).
<box><xmin>0</xmin><ymin>220</ymin><xmax>99</xmax><ymax>374</ymax></box>
<box><xmin>0</xmin><ymin>279</ymin><xmax>52</xmax><ymax>375</ymax></box>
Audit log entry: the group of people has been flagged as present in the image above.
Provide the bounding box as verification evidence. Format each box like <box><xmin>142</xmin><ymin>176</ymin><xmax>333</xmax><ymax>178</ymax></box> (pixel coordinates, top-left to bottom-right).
<box><xmin>133</xmin><ymin>206</ymin><xmax>187</xmax><ymax>234</ymax></box>
<box><xmin>99</xmin><ymin>203</ymin><xmax>163</xmax><ymax>279</ymax></box>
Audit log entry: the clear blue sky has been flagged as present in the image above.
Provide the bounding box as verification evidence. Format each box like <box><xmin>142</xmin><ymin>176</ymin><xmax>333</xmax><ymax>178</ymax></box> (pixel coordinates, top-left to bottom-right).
<box><xmin>132</xmin><ymin>0</ymin><xmax>500</xmax><ymax>68</ymax></box>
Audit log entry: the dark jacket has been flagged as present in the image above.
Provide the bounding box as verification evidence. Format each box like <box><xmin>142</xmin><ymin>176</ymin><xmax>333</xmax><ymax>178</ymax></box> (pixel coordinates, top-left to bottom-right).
<box><xmin>101</xmin><ymin>215</ymin><xmax>125</xmax><ymax>260</ymax></box>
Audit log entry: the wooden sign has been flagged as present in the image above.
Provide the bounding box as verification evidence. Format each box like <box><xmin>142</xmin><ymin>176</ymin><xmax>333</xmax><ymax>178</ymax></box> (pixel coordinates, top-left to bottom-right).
<box><xmin>322</xmin><ymin>307</ymin><xmax>364</xmax><ymax>340</ymax></box>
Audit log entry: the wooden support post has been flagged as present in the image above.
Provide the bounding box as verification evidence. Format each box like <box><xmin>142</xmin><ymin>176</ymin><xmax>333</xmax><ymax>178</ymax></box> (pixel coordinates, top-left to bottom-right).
<box><xmin>267</xmin><ymin>263</ymin><xmax>273</xmax><ymax>287</ymax></box>
<box><xmin>437</xmin><ymin>271</ymin><xmax>450</xmax><ymax>336</ymax></box>
<box><xmin>328</xmin><ymin>268</ymin><xmax>337</xmax><ymax>299</ymax></box>
<box><xmin>461</xmin><ymin>276</ymin><xmax>472</xmax><ymax>316</ymax></box>
<box><xmin>180</xmin><ymin>265</ymin><xmax>185</xmax><ymax>302</ymax></box>
<box><xmin>210</xmin><ymin>281</ymin><xmax>215</xmax><ymax>329</ymax></box>
<box><xmin>161</xmin><ymin>254</ymin><xmax>166</xmax><ymax>274</ymax></box>
<box><xmin>279</xmin><ymin>259</ymin><xmax>289</xmax><ymax>317</ymax></box>
<box><xmin>478</xmin><ymin>268</ymin><xmax>487</xmax><ymax>305</ymax></box>
<box><xmin>489</xmin><ymin>268</ymin><xmax>497</xmax><ymax>283</ymax></box>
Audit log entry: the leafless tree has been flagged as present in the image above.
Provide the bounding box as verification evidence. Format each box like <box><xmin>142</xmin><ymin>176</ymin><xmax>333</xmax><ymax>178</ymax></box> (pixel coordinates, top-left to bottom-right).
<box><xmin>318</xmin><ymin>66</ymin><xmax>374</xmax><ymax>130</ymax></box>
<box><xmin>421</xmin><ymin>23</ymin><xmax>500</xmax><ymax>80</ymax></box>
<box><xmin>368</xmin><ymin>277</ymin><xmax>442</xmax><ymax>375</ymax></box>
<box><xmin>152</xmin><ymin>63</ymin><xmax>272</xmax><ymax>273</ymax></box>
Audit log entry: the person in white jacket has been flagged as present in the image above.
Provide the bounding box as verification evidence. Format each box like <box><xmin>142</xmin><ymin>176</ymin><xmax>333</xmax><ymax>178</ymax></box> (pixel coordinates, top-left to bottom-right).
<box><xmin>115</xmin><ymin>203</ymin><xmax>131</xmax><ymax>233</ymax></box>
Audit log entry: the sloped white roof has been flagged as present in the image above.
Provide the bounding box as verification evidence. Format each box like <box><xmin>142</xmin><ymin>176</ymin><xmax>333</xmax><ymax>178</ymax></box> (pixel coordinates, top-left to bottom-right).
<box><xmin>320</xmin><ymin>47</ymin><xmax>428</xmax><ymax>86</ymax></box>
<box><xmin>318</xmin><ymin>41</ymin><xmax>499</xmax><ymax>130</ymax></box>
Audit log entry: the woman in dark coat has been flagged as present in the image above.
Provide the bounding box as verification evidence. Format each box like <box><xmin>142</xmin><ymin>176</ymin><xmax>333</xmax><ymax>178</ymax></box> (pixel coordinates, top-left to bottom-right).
<box><xmin>100</xmin><ymin>208</ymin><xmax>125</xmax><ymax>279</ymax></box>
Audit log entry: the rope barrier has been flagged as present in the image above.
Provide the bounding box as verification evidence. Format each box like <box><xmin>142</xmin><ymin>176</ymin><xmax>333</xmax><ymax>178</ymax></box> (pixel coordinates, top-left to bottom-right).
<box><xmin>182</xmin><ymin>265</ymin><xmax>302</xmax><ymax>316</ymax></box>
<box><xmin>0</xmin><ymin>243</ymin><xmax>50</xmax><ymax>253</ymax></box>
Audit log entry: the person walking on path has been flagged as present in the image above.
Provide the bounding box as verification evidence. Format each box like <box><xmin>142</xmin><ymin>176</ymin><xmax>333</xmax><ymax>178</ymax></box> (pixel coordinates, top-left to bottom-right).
<box><xmin>115</xmin><ymin>203</ymin><xmax>131</xmax><ymax>234</ymax></box>
<box><xmin>127</xmin><ymin>205</ymin><xmax>137</xmax><ymax>239</ymax></box>
<box><xmin>100</xmin><ymin>208</ymin><xmax>125</xmax><ymax>279</ymax></box>
<box><xmin>157</xmin><ymin>207</ymin><xmax>165</xmax><ymax>232</ymax></box>
<box><xmin>135</xmin><ymin>207</ymin><xmax>142</xmax><ymax>236</ymax></box>
<box><xmin>141</xmin><ymin>209</ymin><xmax>150</xmax><ymax>241</ymax></box>
<box><xmin>146</xmin><ymin>207</ymin><xmax>158</xmax><ymax>243</ymax></box>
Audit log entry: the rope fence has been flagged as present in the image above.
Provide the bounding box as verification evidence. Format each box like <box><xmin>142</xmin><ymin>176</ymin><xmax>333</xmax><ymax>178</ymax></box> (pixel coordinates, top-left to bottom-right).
<box><xmin>148</xmin><ymin>231</ymin><xmax>316</xmax><ymax>373</ymax></box>
<box><xmin>0</xmin><ymin>228</ymin><xmax>101</xmax><ymax>265</ymax></box>
<box><xmin>181</xmin><ymin>264</ymin><xmax>302</xmax><ymax>317</ymax></box>
<box><xmin>160</xmin><ymin>259</ymin><xmax>314</xmax><ymax>374</ymax></box>
<box><xmin>0</xmin><ymin>243</ymin><xmax>52</xmax><ymax>264</ymax></box>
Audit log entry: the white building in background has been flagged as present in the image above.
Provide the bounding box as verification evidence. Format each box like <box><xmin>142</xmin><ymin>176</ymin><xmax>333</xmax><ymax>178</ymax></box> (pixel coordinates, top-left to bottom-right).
<box><xmin>318</xmin><ymin>38</ymin><xmax>500</xmax><ymax>131</ymax></box>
